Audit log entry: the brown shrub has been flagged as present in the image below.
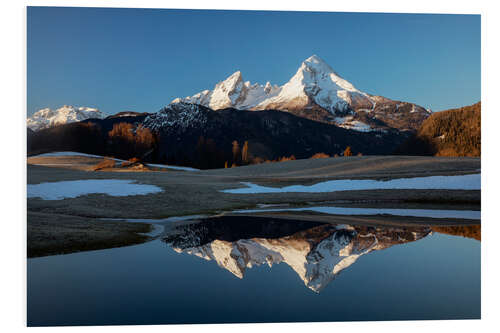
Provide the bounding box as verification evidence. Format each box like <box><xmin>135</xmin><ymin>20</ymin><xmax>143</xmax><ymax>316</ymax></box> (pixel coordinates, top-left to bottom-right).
<box><xmin>278</xmin><ymin>155</ymin><xmax>296</xmax><ymax>162</ymax></box>
<box><xmin>436</xmin><ymin>147</ymin><xmax>458</xmax><ymax>157</ymax></box>
<box><xmin>343</xmin><ymin>146</ymin><xmax>353</xmax><ymax>157</ymax></box>
<box><xmin>251</xmin><ymin>157</ymin><xmax>265</xmax><ymax>165</ymax></box>
<box><xmin>310</xmin><ymin>152</ymin><xmax>330</xmax><ymax>159</ymax></box>
<box><xmin>121</xmin><ymin>157</ymin><xmax>141</xmax><ymax>167</ymax></box>
<box><xmin>93</xmin><ymin>158</ymin><xmax>116</xmax><ymax>171</ymax></box>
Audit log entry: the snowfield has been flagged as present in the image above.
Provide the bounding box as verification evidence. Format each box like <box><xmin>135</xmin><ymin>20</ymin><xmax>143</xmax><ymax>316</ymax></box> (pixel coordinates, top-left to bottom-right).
<box><xmin>222</xmin><ymin>174</ymin><xmax>481</xmax><ymax>194</ymax></box>
<box><xmin>27</xmin><ymin>179</ymin><xmax>163</xmax><ymax>200</ymax></box>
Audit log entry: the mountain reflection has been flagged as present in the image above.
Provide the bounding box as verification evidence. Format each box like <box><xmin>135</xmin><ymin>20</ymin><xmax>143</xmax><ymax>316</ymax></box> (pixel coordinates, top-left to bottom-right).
<box><xmin>161</xmin><ymin>216</ymin><xmax>433</xmax><ymax>292</ymax></box>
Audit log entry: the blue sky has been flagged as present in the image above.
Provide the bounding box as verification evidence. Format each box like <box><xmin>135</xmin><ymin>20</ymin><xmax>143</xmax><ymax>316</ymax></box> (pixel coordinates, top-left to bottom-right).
<box><xmin>27</xmin><ymin>7</ymin><xmax>480</xmax><ymax>116</ymax></box>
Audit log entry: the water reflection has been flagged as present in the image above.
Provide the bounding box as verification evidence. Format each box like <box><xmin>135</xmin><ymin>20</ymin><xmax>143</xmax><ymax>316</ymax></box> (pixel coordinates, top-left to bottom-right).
<box><xmin>161</xmin><ymin>216</ymin><xmax>474</xmax><ymax>292</ymax></box>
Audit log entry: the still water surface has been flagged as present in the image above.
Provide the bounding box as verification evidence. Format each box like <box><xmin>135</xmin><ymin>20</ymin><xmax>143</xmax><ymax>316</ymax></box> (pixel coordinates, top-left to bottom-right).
<box><xmin>27</xmin><ymin>215</ymin><xmax>480</xmax><ymax>326</ymax></box>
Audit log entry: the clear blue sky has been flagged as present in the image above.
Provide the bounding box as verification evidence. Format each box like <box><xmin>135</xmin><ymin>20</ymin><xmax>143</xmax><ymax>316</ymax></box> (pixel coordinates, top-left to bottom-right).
<box><xmin>27</xmin><ymin>7</ymin><xmax>480</xmax><ymax>116</ymax></box>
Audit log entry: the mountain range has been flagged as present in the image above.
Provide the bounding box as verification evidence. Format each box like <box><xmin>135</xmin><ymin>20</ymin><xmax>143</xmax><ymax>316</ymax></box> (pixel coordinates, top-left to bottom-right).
<box><xmin>29</xmin><ymin>55</ymin><xmax>470</xmax><ymax>166</ymax></box>
<box><xmin>27</xmin><ymin>105</ymin><xmax>105</xmax><ymax>131</ymax></box>
<box><xmin>28</xmin><ymin>55</ymin><xmax>431</xmax><ymax>133</ymax></box>
<box><xmin>173</xmin><ymin>55</ymin><xmax>431</xmax><ymax>132</ymax></box>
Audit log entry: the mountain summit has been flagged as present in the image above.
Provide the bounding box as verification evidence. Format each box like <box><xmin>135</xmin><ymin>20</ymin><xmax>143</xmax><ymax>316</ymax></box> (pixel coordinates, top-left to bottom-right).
<box><xmin>27</xmin><ymin>105</ymin><xmax>105</xmax><ymax>131</ymax></box>
<box><xmin>172</xmin><ymin>55</ymin><xmax>431</xmax><ymax>131</ymax></box>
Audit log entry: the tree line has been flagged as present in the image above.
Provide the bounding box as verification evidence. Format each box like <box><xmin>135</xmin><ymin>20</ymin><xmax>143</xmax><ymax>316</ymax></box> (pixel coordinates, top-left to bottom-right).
<box><xmin>29</xmin><ymin>120</ymin><xmax>361</xmax><ymax>169</ymax></box>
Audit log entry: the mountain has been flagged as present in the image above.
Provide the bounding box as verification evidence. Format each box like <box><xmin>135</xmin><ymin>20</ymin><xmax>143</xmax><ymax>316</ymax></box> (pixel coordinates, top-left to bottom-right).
<box><xmin>26</xmin><ymin>56</ymin><xmax>439</xmax><ymax>168</ymax></box>
<box><xmin>162</xmin><ymin>216</ymin><xmax>431</xmax><ymax>292</ymax></box>
<box><xmin>27</xmin><ymin>105</ymin><xmax>106</xmax><ymax>131</ymax></box>
<box><xmin>142</xmin><ymin>102</ymin><xmax>410</xmax><ymax>168</ymax></box>
<box><xmin>27</xmin><ymin>113</ymin><xmax>149</xmax><ymax>157</ymax></box>
<box><xmin>173</xmin><ymin>55</ymin><xmax>432</xmax><ymax>131</ymax></box>
<box><xmin>28</xmin><ymin>102</ymin><xmax>409</xmax><ymax>168</ymax></box>
<box><xmin>396</xmin><ymin>102</ymin><xmax>481</xmax><ymax>157</ymax></box>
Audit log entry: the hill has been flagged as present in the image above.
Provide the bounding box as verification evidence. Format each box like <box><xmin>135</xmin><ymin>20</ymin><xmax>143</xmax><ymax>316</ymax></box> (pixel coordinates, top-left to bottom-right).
<box><xmin>396</xmin><ymin>102</ymin><xmax>480</xmax><ymax>157</ymax></box>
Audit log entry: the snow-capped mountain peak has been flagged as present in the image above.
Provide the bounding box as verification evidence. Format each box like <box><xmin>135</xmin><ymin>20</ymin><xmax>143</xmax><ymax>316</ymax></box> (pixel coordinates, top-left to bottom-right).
<box><xmin>257</xmin><ymin>54</ymin><xmax>371</xmax><ymax>113</ymax></box>
<box><xmin>210</xmin><ymin>70</ymin><xmax>245</xmax><ymax>109</ymax></box>
<box><xmin>172</xmin><ymin>70</ymin><xmax>281</xmax><ymax>111</ymax></box>
<box><xmin>171</xmin><ymin>55</ymin><xmax>430</xmax><ymax>131</ymax></box>
<box><xmin>27</xmin><ymin>105</ymin><xmax>105</xmax><ymax>131</ymax></box>
<box><xmin>172</xmin><ymin>54</ymin><xmax>369</xmax><ymax>114</ymax></box>
<box><xmin>301</xmin><ymin>54</ymin><xmax>363</xmax><ymax>94</ymax></box>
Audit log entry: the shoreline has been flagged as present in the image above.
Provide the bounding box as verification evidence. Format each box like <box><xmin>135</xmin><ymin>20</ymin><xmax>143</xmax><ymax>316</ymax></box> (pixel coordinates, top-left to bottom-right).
<box><xmin>27</xmin><ymin>155</ymin><xmax>481</xmax><ymax>258</ymax></box>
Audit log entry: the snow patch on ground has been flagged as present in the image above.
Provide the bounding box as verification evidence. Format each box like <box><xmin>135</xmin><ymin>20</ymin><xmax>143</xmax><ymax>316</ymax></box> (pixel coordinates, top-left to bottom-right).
<box><xmin>147</xmin><ymin>163</ymin><xmax>200</xmax><ymax>172</ymax></box>
<box><xmin>30</xmin><ymin>151</ymin><xmax>125</xmax><ymax>162</ymax></box>
<box><xmin>222</xmin><ymin>174</ymin><xmax>481</xmax><ymax>194</ymax></box>
<box><xmin>27</xmin><ymin>179</ymin><xmax>163</xmax><ymax>200</ymax></box>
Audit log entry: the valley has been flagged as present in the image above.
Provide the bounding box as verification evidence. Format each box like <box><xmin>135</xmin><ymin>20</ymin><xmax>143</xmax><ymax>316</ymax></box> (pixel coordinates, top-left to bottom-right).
<box><xmin>27</xmin><ymin>154</ymin><xmax>480</xmax><ymax>257</ymax></box>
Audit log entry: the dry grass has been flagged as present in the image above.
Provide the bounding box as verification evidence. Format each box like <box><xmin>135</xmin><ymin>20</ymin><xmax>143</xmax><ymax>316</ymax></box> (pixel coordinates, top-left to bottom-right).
<box><xmin>93</xmin><ymin>158</ymin><xmax>116</xmax><ymax>171</ymax></box>
<box><xmin>28</xmin><ymin>212</ymin><xmax>152</xmax><ymax>257</ymax></box>
<box><xmin>310</xmin><ymin>152</ymin><xmax>330</xmax><ymax>159</ymax></box>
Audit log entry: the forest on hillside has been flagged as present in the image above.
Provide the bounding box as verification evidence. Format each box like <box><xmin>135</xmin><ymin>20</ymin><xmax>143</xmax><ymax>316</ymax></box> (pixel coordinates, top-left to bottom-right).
<box><xmin>396</xmin><ymin>102</ymin><xmax>480</xmax><ymax>157</ymax></box>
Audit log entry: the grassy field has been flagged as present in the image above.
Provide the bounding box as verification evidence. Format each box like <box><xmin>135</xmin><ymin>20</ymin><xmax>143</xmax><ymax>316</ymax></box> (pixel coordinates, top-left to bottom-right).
<box><xmin>27</xmin><ymin>212</ymin><xmax>152</xmax><ymax>258</ymax></box>
<box><xmin>27</xmin><ymin>155</ymin><xmax>481</xmax><ymax>257</ymax></box>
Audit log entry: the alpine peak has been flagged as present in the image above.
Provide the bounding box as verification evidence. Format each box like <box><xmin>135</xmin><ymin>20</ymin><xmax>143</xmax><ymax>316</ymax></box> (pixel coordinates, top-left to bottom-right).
<box><xmin>171</xmin><ymin>55</ymin><xmax>430</xmax><ymax>131</ymax></box>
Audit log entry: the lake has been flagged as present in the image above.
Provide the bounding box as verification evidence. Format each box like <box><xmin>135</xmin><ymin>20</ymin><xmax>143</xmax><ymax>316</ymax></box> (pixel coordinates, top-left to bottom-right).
<box><xmin>27</xmin><ymin>215</ymin><xmax>480</xmax><ymax>326</ymax></box>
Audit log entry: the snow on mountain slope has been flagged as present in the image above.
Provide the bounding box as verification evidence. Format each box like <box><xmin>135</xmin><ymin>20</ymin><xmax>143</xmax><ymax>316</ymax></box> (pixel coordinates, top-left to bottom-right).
<box><xmin>142</xmin><ymin>102</ymin><xmax>209</xmax><ymax>133</ymax></box>
<box><xmin>256</xmin><ymin>55</ymin><xmax>373</xmax><ymax>113</ymax></box>
<box><xmin>27</xmin><ymin>105</ymin><xmax>105</xmax><ymax>131</ymax></box>
<box><xmin>172</xmin><ymin>71</ymin><xmax>281</xmax><ymax>110</ymax></box>
<box><xmin>173</xmin><ymin>55</ymin><xmax>368</xmax><ymax>113</ymax></box>
<box><xmin>172</xmin><ymin>55</ymin><xmax>429</xmax><ymax>131</ymax></box>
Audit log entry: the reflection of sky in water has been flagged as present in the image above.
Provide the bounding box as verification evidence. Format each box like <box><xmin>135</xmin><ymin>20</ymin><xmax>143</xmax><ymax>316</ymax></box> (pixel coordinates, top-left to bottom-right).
<box><xmin>222</xmin><ymin>174</ymin><xmax>481</xmax><ymax>194</ymax></box>
<box><xmin>28</xmin><ymin>218</ymin><xmax>480</xmax><ymax>326</ymax></box>
<box><xmin>234</xmin><ymin>206</ymin><xmax>480</xmax><ymax>220</ymax></box>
